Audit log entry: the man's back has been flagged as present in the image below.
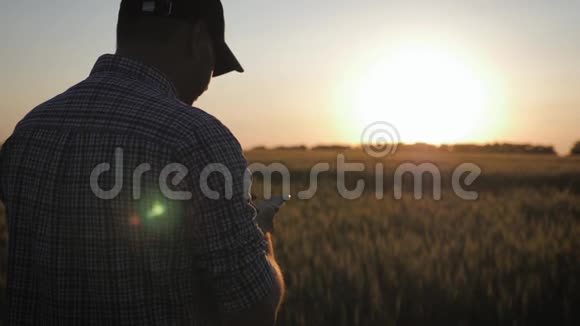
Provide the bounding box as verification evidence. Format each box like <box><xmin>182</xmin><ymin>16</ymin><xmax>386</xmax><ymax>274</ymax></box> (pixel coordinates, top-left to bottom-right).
<box><xmin>0</xmin><ymin>55</ymin><xmax>275</xmax><ymax>325</ymax></box>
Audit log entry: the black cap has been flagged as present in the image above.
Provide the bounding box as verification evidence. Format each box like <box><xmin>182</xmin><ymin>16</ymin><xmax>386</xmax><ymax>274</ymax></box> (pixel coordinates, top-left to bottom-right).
<box><xmin>120</xmin><ymin>0</ymin><xmax>244</xmax><ymax>77</ymax></box>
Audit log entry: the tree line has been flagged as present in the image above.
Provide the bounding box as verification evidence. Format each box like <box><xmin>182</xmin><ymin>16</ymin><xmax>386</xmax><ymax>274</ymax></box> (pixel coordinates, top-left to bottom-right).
<box><xmin>251</xmin><ymin>141</ymin><xmax>580</xmax><ymax>156</ymax></box>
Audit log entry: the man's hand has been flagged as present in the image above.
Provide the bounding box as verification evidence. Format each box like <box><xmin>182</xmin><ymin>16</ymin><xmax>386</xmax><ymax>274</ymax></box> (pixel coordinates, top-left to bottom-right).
<box><xmin>222</xmin><ymin>196</ymin><xmax>289</xmax><ymax>326</ymax></box>
<box><xmin>255</xmin><ymin>196</ymin><xmax>289</xmax><ymax>233</ymax></box>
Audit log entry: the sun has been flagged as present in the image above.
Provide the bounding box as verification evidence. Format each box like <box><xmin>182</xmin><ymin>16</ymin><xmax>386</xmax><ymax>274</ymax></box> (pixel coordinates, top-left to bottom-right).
<box><xmin>348</xmin><ymin>43</ymin><xmax>499</xmax><ymax>145</ymax></box>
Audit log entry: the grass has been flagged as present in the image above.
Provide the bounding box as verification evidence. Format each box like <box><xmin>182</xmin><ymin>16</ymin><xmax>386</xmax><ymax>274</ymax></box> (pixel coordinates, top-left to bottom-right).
<box><xmin>247</xmin><ymin>150</ymin><xmax>580</xmax><ymax>325</ymax></box>
<box><xmin>1</xmin><ymin>150</ymin><xmax>579</xmax><ymax>325</ymax></box>
<box><xmin>266</xmin><ymin>188</ymin><xmax>579</xmax><ymax>325</ymax></box>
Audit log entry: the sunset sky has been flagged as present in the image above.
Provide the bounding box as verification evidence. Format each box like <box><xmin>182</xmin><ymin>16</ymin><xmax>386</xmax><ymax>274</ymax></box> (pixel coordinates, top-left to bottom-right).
<box><xmin>1</xmin><ymin>0</ymin><xmax>579</xmax><ymax>154</ymax></box>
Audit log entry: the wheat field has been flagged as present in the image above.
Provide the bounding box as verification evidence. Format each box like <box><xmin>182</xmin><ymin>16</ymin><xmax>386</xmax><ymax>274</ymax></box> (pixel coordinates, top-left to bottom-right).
<box><xmin>247</xmin><ymin>150</ymin><xmax>580</xmax><ymax>326</ymax></box>
<box><xmin>1</xmin><ymin>150</ymin><xmax>579</xmax><ymax>325</ymax></box>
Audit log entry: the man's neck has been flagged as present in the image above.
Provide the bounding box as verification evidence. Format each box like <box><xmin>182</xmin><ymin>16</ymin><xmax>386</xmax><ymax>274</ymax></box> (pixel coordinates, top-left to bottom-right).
<box><xmin>116</xmin><ymin>48</ymin><xmax>169</xmax><ymax>76</ymax></box>
<box><xmin>115</xmin><ymin>48</ymin><xmax>191</xmax><ymax>104</ymax></box>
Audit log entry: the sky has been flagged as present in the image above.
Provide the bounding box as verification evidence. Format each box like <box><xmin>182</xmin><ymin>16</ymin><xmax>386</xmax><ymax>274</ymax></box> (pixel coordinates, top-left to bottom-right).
<box><xmin>1</xmin><ymin>0</ymin><xmax>579</xmax><ymax>154</ymax></box>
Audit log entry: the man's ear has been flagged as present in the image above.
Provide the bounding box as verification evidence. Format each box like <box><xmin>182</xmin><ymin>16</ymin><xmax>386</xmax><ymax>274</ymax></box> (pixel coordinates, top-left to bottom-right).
<box><xmin>191</xmin><ymin>21</ymin><xmax>207</xmax><ymax>37</ymax></box>
<box><xmin>188</xmin><ymin>21</ymin><xmax>214</xmax><ymax>61</ymax></box>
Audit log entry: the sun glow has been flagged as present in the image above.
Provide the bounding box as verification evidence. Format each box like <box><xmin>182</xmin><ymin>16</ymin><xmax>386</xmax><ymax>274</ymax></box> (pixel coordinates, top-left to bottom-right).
<box><xmin>348</xmin><ymin>43</ymin><xmax>502</xmax><ymax>145</ymax></box>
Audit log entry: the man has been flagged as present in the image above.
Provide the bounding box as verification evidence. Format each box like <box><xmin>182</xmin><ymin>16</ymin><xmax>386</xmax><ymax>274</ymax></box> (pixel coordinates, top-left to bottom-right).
<box><xmin>0</xmin><ymin>0</ymin><xmax>285</xmax><ymax>325</ymax></box>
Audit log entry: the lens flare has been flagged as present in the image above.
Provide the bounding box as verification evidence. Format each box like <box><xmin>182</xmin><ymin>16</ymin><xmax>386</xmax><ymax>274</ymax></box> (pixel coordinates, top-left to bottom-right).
<box><xmin>147</xmin><ymin>202</ymin><xmax>166</xmax><ymax>220</ymax></box>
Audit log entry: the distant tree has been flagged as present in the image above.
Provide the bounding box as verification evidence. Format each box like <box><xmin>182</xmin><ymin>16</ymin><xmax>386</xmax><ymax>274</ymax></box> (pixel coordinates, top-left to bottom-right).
<box><xmin>274</xmin><ymin>145</ymin><xmax>308</xmax><ymax>151</ymax></box>
<box><xmin>312</xmin><ymin>145</ymin><xmax>350</xmax><ymax>151</ymax></box>
<box><xmin>525</xmin><ymin>145</ymin><xmax>556</xmax><ymax>155</ymax></box>
<box><xmin>399</xmin><ymin>143</ymin><xmax>440</xmax><ymax>152</ymax></box>
<box><xmin>451</xmin><ymin>143</ymin><xmax>556</xmax><ymax>155</ymax></box>
<box><xmin>571</xmin><ymin>141</ymin><xmax>580</xmax><ymax>156</ymax></box>
<box><xmin>250</xmin><ymin>145</ymin><xmax>267</xmax><ymax>151</ymax></box>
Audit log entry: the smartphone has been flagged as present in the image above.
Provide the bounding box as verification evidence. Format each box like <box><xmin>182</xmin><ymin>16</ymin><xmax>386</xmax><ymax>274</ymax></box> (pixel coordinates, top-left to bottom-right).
<box><xmin>262</xmin><ymin>195</ymin><xmax>291</xmax><ymax>210</ymax></box>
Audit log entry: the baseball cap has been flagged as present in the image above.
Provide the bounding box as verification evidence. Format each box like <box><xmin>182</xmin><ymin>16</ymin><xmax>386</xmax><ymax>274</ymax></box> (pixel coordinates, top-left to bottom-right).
<box><xmin>120</xmin><ymin>0</ymin><xmax>244</xmax><ymax>77</ymax></box>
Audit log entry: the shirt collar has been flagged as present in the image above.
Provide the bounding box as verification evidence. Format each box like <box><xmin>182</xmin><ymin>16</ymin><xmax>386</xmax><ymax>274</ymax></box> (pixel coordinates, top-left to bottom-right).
<box><xmin>90</xmin><ymin>54</ymin><xmax>178</xmax><ymax>97</ymax></box>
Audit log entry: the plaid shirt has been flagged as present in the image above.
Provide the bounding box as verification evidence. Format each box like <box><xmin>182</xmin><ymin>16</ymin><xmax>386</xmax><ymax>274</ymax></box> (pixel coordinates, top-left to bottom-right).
<box><xmin>0</xmin><ymin>54</ymin><xmax>275</xmax><ymax>325</ymax></box>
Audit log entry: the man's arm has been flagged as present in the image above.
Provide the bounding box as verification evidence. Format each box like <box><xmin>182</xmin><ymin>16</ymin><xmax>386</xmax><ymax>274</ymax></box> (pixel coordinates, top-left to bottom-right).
<box><xmin>176</xmin><ymin>124</ymin><xmax>285</xmax><ymax>325</ymax></box>
<box><xmin>221</xmin><ymin>232</ymin><xmax>285</xmax><ymax>326</ymax></box>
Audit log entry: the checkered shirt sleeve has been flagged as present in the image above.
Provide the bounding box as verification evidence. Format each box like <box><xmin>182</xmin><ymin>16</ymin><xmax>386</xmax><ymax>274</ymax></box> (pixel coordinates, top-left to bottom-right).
<box><xmin>175</xmin><ymin>119</ymin><xmax>276</xmax><ymax>314</ymax></box>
